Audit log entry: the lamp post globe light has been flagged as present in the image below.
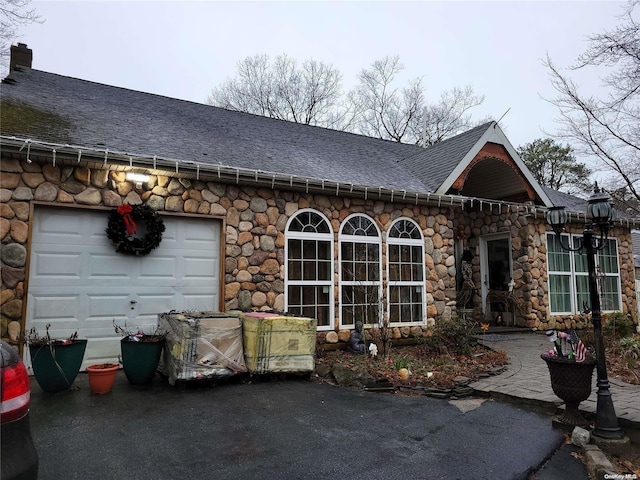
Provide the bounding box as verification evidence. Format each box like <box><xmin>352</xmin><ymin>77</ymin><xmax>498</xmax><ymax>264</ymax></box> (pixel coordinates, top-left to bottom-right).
<box><xmin>545</xmin><ymin>184</ymin><xmax>624</xmax><ymax>440</ymax></box>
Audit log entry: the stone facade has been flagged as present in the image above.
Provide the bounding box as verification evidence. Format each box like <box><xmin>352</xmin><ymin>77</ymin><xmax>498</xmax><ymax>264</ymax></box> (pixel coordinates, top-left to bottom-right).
<box><xmin>1</xmin><ymin>155</ymin><xmax>637</xmax><ymax>347</ymax></box>
<box><xmin>454</xmin><ymin>209</ymin><xmax>637</xmax><ymax>331</ymax></box>
<box><xmin>0</xmin><ymin>157</ymin><xmax>458</xmax><ymax>345</ymax></box>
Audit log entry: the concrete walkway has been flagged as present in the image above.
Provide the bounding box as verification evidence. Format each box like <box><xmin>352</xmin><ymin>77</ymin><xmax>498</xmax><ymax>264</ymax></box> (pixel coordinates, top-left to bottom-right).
<box><xmin>469</xmin><ymin>331</ymin><xmax>640</xmax><ymax>432</ymax></box>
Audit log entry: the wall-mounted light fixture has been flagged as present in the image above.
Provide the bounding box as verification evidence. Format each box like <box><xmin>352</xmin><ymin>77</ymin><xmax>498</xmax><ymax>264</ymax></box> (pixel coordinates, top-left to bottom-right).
<box><xmin>125</xmin><ymin>172</ymin><xmax>150</xmax><ymax>189</ymax></box>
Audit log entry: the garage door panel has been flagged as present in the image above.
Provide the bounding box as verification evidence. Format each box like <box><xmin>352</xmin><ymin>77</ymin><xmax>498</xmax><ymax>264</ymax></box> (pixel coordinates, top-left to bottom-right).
<box><xmin>29</xmin><ymin>252</ymin><xmax>83</xmax><ymax>281</ymax></box>
<box><xmin>88</xmin><ymin>257</ymin><xmax>177</xmax><ymax>284</ymax></box>
<box><xmin>181</xmin><ymin>294</ymin><xmax>217</xmax><ymax>311</ymax></box>
<box><xmin>31</xmin><ymin>219</ymin><xmax>85</xmax><ymax>241</ymax></box>
<box><xmin>26</xmin><ymin>207</ymin><xmax>221</xmax><ymax>371</ymax></box>
<box><xmin>138</xmin><ymin>256</ymin><xmax>178</xmax><ymax>279</ymax></box>
<box><xmin>87</xmin><ymin>257</ymin><xmax>138</xmax><ymax>281</ymax></box>
<box><xmin>162</xmin><ymin>285</ymin><xmax>218</xmax><ymax>295</ymax></box>
<box><xmin>33</xmin><ymin>210</ymin><xmax>106</xmax><ymax>245</ymax></box>
<box><xmin>83</xmin><ymin>317</ymin><xmax>122</xmax><ymax>337</ymax></box>
<box><xmin>94</xmin><ymin>315</ymin><xmax>149</xmax><ymax>337</ymax></box>
<box><xmin>155</xmin><ymin>224</ymin><xmax>215</xmax><ymax>247</ymax></box>
<box><xmin>27</xmin><ymin>312</ymin><xmax>83</xmax><ymax>339</ymax></box>
<box><xmin>32</xmin><ymin>229</ymin><xmax>85</xmax><ymax>244</ymax></box>
<box><xmin>134</xmin><ymin>292</ymin><xmax>217</xmax><ymax>316</ymax></box>
<box><xmin>155</xmin><ymin>225</ymin><xmax>179</xmax><ymax>244</ymax></box>
<box><xmin>135</xmin><ymin>293</ymin><xmax>182</xmax><ymax>315</ymax></box>
<box><xmin>83</xmin><ymin>338</ymin><xmax>120</xmax><ymax>365</ymax></box>
<box><xmin>182</xmin><ymin>221</ymin><xmax>218</xmax><ymax>239</ymax></box>
<box><xmin>177</xmin><ymin>237</ymin><xmax>221</xmax><ymax>251</ymax></box>
<box><xmin>182</xmin><ymin>256</ymin><xmax>218</xmax><ymax>279</ymax></box>
<box><xmin>28</xmin><ymin>294</ymin><xmax>83</xmax><ymax>321</ymax></box>
<box><xmin>87</xmin><ymin>294</ymin><xmax>132</xmax><ymax>317</ymax></box>
<box><xmin>175</xmin><ymin>221</ymin><xmax>220</xmax><ymax>245</ymax></box>
<box><xmin>90</xmin><ymin>314</ymin><xmax>130</xmax><ymax>327</ymax></box>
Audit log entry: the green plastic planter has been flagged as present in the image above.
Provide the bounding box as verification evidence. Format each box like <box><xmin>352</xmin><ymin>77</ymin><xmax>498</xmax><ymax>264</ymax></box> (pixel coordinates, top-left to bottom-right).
<box><xmin>120</xmin><ymin>337</ymin><xmax>164</xmax><ymax>384</ymax></box>
<box><xmin>29</xmin><ymin>340</ymin><xmax>88</xmax><ymax>393</ymax></box>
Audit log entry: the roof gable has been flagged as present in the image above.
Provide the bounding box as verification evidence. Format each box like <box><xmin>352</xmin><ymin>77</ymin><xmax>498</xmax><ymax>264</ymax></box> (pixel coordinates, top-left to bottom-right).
<box><xmin>395</xmin><ymin>122</ymin><xmax>552</xmax><ymax>206</ymax></box>
<box><xmin>434</xmin><ymin>122</ymin><xmax>552</xmax><ymax>206</ymax></box>
<box><xmin>451</xmin><ymin>143</ymin><xmax>538</xmax><ymax>203</ymax></box>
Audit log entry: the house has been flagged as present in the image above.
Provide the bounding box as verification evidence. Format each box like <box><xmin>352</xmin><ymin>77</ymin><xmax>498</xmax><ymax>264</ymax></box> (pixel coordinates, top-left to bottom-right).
<box><xmin>1</xmin><ymin>44</ymin><xmax>638</xmax><ymax>367</ymax></box>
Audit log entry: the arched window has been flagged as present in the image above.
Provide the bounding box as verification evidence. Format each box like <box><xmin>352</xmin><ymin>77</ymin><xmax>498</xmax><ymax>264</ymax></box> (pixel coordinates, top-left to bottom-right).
<box><xmin>339</xmin><ymin>214</ymin><xmax>382</xmax><ymax>328</ymax></box>
<box><xmin>387</xmin><ymin>218</ymin><xmax>426</xmax><ymax>325</ymax></box>
<box><xmin>285</xmin><ymin>210</ymin><xmax>334</xmax><ymax>329</ymax></box>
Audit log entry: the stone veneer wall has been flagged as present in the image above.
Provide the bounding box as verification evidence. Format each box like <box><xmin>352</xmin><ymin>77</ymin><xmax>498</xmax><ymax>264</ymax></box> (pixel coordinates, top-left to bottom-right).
<box><xmin>453</xmin><ymin>209</ymin><xmax>637</xmax><ymax>331</ymax></box>
<box><xmin>1</xmin><ymin>157</ymin><xmax>460</xmax><ymax>346</ymax></box>
<box><xmin>2</xmin><ymin>157</ymin><xmax>636</xmax><ymax>347</ymax></box>
<box><xmin>453</xmin><ymin>208</ymin><xmax>545</xmax><ymax>327</ymax></box>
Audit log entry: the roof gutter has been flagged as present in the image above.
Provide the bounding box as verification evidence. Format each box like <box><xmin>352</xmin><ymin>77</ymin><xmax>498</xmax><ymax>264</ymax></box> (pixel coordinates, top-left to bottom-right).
<box><xmin>2</xmin><ymin>135</ymin><xmax>638</xmax><ymax>229</ymax></box>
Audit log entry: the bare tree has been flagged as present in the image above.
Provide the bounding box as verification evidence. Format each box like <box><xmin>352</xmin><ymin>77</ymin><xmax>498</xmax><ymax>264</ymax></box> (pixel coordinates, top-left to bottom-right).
<box><xmin>209</xmin><ymin>53</ymin><xmax>485</xmax><ymax>145</ymax></box>
<box><xmin>544</xmin><ymin>0</ymin><xmax>640</xmax><ymax>215</ymax></box>
<box><xmin>599</xmin><ymin>182</ymin><xmax>640</xmax><ymax>216</ymax></box>
<box><xmin>0</xmin><ymin>0</ymin><xmax>42</xmax><ymax>73</ymax></box>
<box><xmin>420</xmin><ymin>86</ymin><xmax>487</xmax><ymax>146</ymax></box>
<box><xmin>348</xmin><ymin>56</ymin><xmax>423</xmax><ymax>143</ymax></box>
<box><xmin>349</xmin><ymin>55</ymin><xmax>484</xmax><ymax>145</ymax></box>
<box><xmin>207</xmin><ymin>53</ymin><xmax>352</xmax><ymax>129</ymax></box>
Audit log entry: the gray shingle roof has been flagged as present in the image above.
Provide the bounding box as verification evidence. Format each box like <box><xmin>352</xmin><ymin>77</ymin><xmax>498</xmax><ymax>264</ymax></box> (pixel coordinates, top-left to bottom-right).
<box><xmin>2</xmin><ymin>68</ymin><xmax>490</xmax><ymax>194</ymax></box>
<box><xmin>7</xmin><ymin>67</ymin><xmax>609</xmax><ymax>216</ymax></box>
<box><xmin>542</xmin><ymin>186</ymin><xmax>640</xmax><ymax>223</ymax></box>
<box><xmin>396</xmin><ymin>122</ymin><xmax>494</xmax><ymax>191</ymax></box>
<box><xmin>542</xmin><ymin>187</ymin><xmax>589</xmax><ymax>212</ymax></box>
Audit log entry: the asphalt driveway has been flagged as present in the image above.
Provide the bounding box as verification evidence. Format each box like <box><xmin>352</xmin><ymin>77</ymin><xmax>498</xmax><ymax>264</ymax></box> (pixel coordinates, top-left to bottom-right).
<box><xmin>29</xmin><ymin>372</ymin><xmax>581</xmax><ymax>480</ymax></box>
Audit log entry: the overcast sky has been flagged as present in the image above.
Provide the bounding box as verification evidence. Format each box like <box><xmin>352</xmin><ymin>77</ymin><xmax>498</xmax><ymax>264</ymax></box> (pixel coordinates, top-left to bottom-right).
<box><xmin>16</xmin><ymin>0</ymin><xmax>626</xmax><ymax>150</ymax></box>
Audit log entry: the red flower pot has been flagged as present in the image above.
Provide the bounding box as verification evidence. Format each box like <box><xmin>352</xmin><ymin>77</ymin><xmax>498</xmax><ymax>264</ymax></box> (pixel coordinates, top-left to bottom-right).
<box><xmin>86</xmin><ymin>363</ymin><xmax>119</xmax><ymax>395</ymax></box>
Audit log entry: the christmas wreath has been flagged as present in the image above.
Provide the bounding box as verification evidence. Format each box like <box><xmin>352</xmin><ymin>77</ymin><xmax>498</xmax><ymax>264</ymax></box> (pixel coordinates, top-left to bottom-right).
<box><xmin>106</xmin><ymin>204</ymin><xmax>165</xmax><ymax>256</ymax></box>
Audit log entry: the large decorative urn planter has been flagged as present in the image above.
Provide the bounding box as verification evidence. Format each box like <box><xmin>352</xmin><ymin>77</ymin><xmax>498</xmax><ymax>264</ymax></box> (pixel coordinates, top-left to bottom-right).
<box><xmin>29</xmin><ymin>340</ymin><xmax>88</xmax><ymax>393</ymax></box>
<box><xmin>120</xmin><ymin>336</ymin><xmax>165</xmax><ymax>385</ymax></box>
<box><xmin>541</xmin><ymin>353</ymin><xmax>596</xmax><ymax>429</ymax></box>
<box><xmin>86</xmin><ymin>363</ymin><xmax>119</xmax><ymax>394</ymax></box>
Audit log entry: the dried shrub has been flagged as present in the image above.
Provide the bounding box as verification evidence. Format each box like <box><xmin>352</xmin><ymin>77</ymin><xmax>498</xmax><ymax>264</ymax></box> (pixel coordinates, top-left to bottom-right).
<box><xmin>418</xmin><ymin>316</ymin><xmax>478</xmax><ymax>356</ymax></box>
<box><xmin>603</xmin><ymin>312</ymin><xmax>636</xmax><ymax>338</ymax></box>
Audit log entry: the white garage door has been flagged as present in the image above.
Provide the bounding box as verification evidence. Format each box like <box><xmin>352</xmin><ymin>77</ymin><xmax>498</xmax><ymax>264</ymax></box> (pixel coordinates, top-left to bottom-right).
<box><xmin>25</xmin><ymin>206</ymin><xmax>221</xmax><ymax>370</ymax></box>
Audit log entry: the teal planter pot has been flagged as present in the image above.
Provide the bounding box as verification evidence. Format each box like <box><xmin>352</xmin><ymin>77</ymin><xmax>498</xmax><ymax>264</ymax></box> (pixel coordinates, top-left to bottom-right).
<box><xmin>29</xmin><ymin>340</ymin><xmax>88</xmax><ymax>393</ymax></box>
<box><xmin>121</xmin><ymin>337</ymin><xmax>164</xmax><ymax>384</ymax></box>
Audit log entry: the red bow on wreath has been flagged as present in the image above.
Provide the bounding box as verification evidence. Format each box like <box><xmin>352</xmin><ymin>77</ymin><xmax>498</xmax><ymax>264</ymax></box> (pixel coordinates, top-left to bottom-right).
<box><xmin>117</xmin><ymin>204</ymin><xmax>137</xmax><ymax>236</ymax></box>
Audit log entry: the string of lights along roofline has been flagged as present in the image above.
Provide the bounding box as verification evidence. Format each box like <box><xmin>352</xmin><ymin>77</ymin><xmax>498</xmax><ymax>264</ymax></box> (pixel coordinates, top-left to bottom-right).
<box><xmin>4</xmin><ymin>135</ymin><xmax>638</xmax><ymax>229</ymax></box>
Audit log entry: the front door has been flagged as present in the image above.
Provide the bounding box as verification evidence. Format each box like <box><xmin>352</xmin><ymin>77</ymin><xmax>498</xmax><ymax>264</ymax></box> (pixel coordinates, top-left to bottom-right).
<box><xmin>480</xmin><ymin>234</ymin><xmax>512</xmax><ymax>323</ymax></box>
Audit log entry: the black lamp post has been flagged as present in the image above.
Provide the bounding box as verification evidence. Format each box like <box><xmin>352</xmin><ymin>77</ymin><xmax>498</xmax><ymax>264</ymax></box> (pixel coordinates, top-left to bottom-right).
<box><xmin>545</xmin><ymin>184</ymin><xmax>624</xmax><ymax>440</ymax></box>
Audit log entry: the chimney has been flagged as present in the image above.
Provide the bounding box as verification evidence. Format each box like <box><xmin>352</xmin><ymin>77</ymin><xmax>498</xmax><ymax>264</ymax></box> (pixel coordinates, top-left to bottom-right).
<box><xmin>10</xmin><ymin>43</ymin><xmax>33</xmax><ymax>71</ymax></box>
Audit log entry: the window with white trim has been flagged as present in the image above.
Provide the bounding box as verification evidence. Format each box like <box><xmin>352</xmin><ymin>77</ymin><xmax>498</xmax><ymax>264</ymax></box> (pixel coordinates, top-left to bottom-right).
<box><xmin>339</xmin><ymin>215</ymin><xmax>382</xmax><ymax>328</ymax></box>
<box><xmin>387</xmin><ymin>218</ymin><xmax>426</xmax><ymax>324</ymax></box>
<box><xmin>285</xmin><ymin>210</ymin><xmax>334</xmax><ymax>329</ymax></box>
<box><xmin>546</xmin><ymin>233</ymin><xmax>621</xmax><ymax>314</ymax></box>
